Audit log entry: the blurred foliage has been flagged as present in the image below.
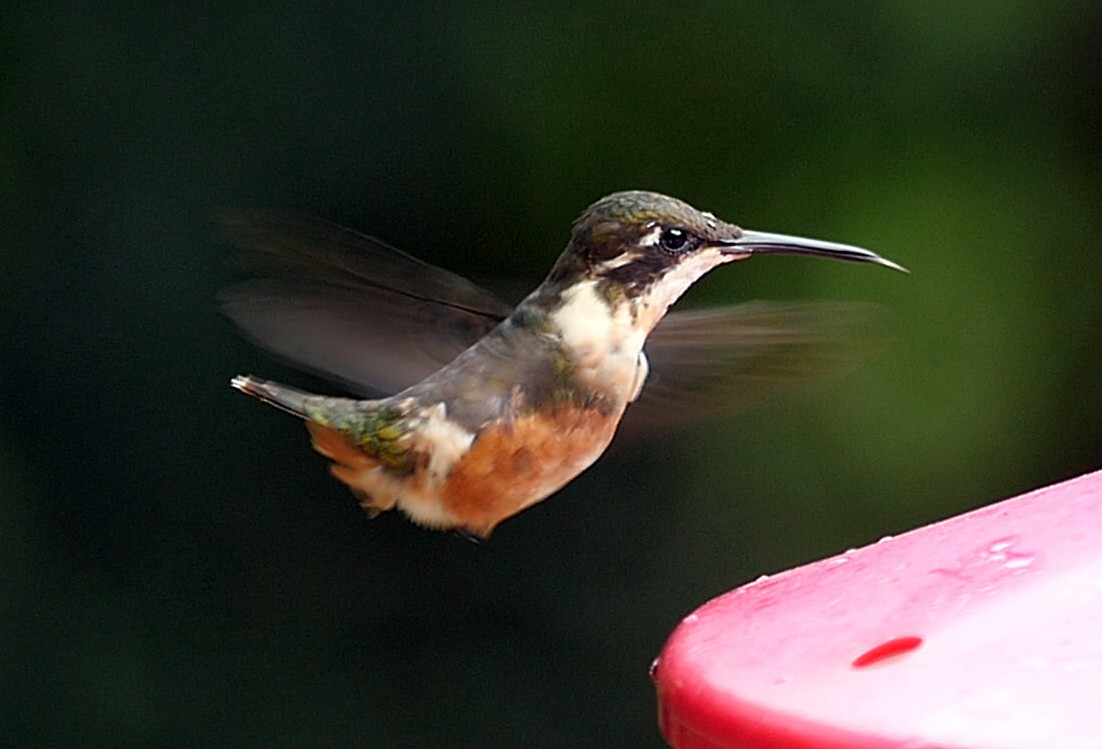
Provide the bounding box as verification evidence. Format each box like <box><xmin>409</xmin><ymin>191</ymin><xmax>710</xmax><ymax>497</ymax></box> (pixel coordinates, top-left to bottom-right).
<box><xmin>2</xmin><ymin>1</ymin><xmax>1101</xmax><ymax>746</ymax></box>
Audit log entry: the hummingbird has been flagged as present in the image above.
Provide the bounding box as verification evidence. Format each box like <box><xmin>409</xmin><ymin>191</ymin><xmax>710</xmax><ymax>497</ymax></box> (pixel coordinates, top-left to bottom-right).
<box><xmin>224</xmin><ymin>191</ymin><xmax>904</xmax><ymax>538</ymax></box>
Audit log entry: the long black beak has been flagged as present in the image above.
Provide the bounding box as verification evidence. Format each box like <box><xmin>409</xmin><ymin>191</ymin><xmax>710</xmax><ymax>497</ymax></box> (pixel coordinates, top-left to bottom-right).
<box><xmin>723</xmin><ymin>230</ymin><xmax>908</xmax><ymax>273</ymax></box>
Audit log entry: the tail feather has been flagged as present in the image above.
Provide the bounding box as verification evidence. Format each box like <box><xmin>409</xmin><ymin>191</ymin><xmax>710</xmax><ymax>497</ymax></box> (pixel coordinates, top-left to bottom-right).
<box><xmin>230</xmin><ymin>375</ymin><xmax>312</xmax><ymax>419</ymax></box>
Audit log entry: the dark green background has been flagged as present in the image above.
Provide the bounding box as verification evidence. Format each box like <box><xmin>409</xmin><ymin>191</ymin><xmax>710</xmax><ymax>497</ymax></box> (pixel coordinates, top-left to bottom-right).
<box><xmin>3</xmin><ymin>2</ymin><xmax>1101</xmax><ymax>746</ymax></box>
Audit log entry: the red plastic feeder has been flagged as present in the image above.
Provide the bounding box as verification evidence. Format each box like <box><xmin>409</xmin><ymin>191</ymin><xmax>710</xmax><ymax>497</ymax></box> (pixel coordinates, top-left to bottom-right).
<box><xmin>653</xmin><ymin>469</ymin><xmax>1102</xmax><ymax>749</ymax></box>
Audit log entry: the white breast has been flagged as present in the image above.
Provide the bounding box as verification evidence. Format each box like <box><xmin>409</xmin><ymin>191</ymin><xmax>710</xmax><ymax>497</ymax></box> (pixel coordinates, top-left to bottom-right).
<box><xmin>549</xmin><ymin>280</ymin><xmax>647</xmax><ymax>404</ymax></box>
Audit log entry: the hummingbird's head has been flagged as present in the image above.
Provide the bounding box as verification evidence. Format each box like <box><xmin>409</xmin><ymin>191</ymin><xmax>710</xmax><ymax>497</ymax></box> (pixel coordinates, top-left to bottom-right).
<box><xmin>545</xmin><ymin>190</ymin><xmax>903</xmax><ymax>326</ymax></box>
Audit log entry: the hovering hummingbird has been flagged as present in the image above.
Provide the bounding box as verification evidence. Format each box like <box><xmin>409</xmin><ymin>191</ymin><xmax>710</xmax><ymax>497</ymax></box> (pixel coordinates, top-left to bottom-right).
<box><xmin>224</xmin><ymin>191</ymin><xmax>904</xmax><ymax>538</ymax></box>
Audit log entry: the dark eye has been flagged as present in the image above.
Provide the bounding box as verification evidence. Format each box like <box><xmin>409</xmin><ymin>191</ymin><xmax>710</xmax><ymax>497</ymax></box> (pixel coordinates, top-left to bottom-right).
<box><xmin>658</xmin><ymin>227</ymin><xmax>692</xmax><ymax>253</ymax></box>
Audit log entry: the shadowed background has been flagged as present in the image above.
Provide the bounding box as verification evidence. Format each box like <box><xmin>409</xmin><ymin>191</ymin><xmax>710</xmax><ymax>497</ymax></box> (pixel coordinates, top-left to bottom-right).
<box><xmin>2</xmin><ymin>2</ymin><xmax>1101</xmax><ymax>746</ymax></box>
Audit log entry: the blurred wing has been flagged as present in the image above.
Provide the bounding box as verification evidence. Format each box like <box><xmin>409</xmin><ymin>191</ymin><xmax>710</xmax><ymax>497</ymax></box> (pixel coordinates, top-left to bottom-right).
<box><xmin>623</xmin><ymin>302</ymin><xmax>891</xmax><ymax>433</ymax></box>
<box><xmin>219</xmin><ymin>211</ymin><xmax>510</xmax><ymax>396</ymax></box>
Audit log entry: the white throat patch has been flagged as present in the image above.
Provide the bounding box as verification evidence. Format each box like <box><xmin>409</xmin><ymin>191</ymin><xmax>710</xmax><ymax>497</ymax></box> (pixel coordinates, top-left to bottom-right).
<box><xmin>549</xmin><ymin>280</ymin><xmax>645</xmax><ymax>405</ymax></box>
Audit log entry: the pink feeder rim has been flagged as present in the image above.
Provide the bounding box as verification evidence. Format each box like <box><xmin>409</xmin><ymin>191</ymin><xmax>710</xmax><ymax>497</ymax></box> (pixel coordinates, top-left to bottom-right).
<box><xmin>653</xmin><ymin>469</ymin><xmax>1102</xmax><ymax>749</ymax></box>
